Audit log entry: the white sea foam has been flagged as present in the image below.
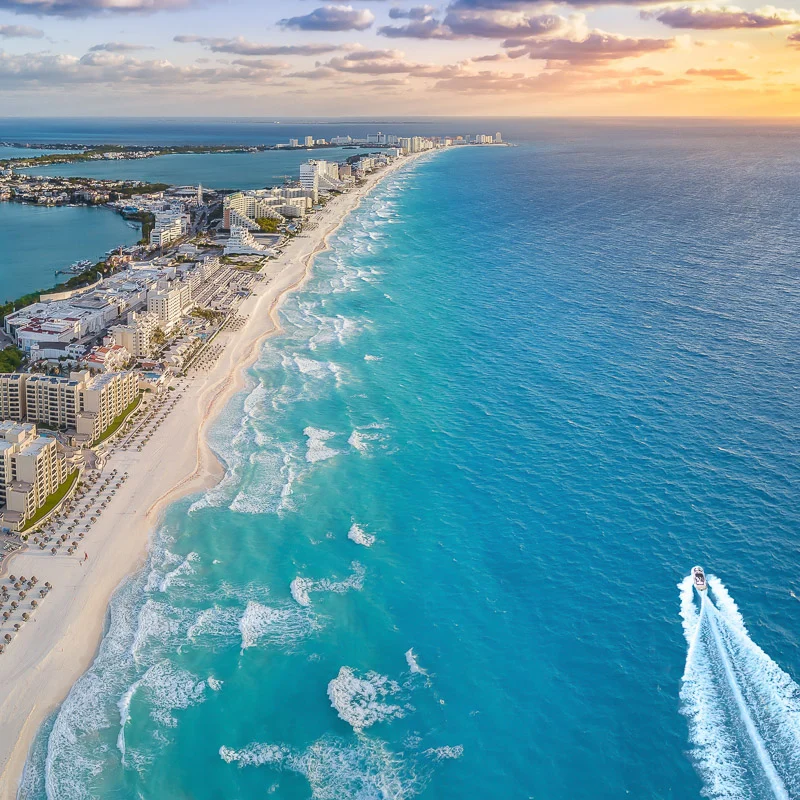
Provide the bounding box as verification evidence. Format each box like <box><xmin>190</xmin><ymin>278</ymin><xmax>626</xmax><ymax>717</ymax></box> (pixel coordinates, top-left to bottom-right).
<box><xmin>208</xmin><ymin>676</ymin><xmax>224</xmax><ymax>691</ymax></box>
<box><xmin>304</xmin><ymin>427</ymin><xmax>339</xmax><ymax>463</ymax></box>
<box><xmin>116</xmin><ymin>677</ymin><xmax>143</xmax><ymax>759</ymax></box>
<box><xmin>290</xmin><ymin>562</ymin><xmax>366</xmax><ymax>606</ymax></box>
<box><xmin>327</xmin><ymin>666</ymin><xmax>405</xmax><ymax>732</ymax></box>
<box><xmin>158</xmin><ymin>552</ymin><xmax>198</xmax><ymax>593</ymax></box>
<box><xmin>363</xmin><ymin>354</ymin><xmax>382</xmax><ymax>361</ymax></box>
<box><xmin>424</xmin><ymin>745</ymin><xmax>463</xmax><ymax>761</ymax></box>
<box><xmin>348</xmin><ymin>523</ymin><xmax>376</xmax><ymax>548</ymax></box>
<box><xmin>220</xmin><ymin>734</ymin><xmax>418</xmax><ymax>800</ymax></box>
<box><xmin>290</xmin><ymin>576</ymin><xmax>313</xmax><ymax>607</ymax></box>
<box><xmin>679</xmin><ymin>574</ymin><xmax>800</xmax><ymax>799</ymax></box>
<box><xmin>238</xmin><ymin>601</ymin><xmax>315</xmax><ymax>651</ymax></box>
<box><xmin>405</xmin><ymin>648</ymin><xmax>428</xmax><ymax>676</ymax></box>
<box><xmin>139</xmin><ymin>661</ymin><xmax>207</xmax><ymax>728</ymax></box>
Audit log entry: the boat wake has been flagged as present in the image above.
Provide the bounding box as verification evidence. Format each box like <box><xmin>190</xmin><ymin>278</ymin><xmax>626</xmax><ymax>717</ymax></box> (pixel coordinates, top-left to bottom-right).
<box><xmin>679</xmin><ymin>574</ymin><xmax>800</xmax><ymax>799</ymax></box>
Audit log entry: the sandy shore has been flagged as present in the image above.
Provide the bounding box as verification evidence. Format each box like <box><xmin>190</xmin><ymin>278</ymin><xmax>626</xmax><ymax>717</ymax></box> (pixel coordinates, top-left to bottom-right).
<box><xmin>0</xmin><ymin>151</ymin><xmax>426</xmax><ymax>798</ymax></box>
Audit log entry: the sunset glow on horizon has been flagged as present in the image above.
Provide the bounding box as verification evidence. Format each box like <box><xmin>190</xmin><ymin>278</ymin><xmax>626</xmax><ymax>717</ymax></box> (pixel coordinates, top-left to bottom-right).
<box><xmin>1</xmin><ymin>0</ymin><xmax>799</xmax><ymax>116</ymax></box>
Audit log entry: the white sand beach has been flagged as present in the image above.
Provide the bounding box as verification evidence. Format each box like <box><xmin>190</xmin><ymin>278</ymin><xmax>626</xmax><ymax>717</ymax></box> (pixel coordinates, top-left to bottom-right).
<box><xmin>0</xmin><ymin>151</ymin><xmax>425</xmax><ymax>798</ymax></box>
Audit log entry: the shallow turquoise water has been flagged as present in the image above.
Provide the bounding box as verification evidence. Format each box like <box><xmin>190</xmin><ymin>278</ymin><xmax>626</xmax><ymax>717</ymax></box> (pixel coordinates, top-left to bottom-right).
<box><xmin>20</xmin><ymin>147</ymin><xmax>373</xmax><ymax>190</ymax></box>
<box><xmin>0</xmin><ymin>203</ymin><xmax>139</xmax><ymax>300</ymax></box>
<box><xmin>20</xmin><ymin>124</ymin><xmax>800</xmax><ymax>800</ymax></box>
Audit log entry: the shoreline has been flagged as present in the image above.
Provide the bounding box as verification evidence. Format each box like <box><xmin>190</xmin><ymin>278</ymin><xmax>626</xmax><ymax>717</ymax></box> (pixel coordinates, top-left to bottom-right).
<box><xmin>0</xmin><ymin>149</ymin><xmax>431</xmax><ymax>798</ymax></box>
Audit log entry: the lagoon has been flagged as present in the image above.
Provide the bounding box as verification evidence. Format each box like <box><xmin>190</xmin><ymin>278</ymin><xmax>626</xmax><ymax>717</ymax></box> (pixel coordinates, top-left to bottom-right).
<box><xmin>20</xmin><ymin>147</ymin><xmax>373</xmax><ymax>190</ymax></box>
<box><xmin>0</xmin><ymin>203</ymin><xmax>140</xmax><ymax>301</ymax></box>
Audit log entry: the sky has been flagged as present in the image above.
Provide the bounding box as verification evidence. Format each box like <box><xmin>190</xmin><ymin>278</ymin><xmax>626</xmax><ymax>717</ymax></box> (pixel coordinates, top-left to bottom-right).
<box><xmin>0</xmin><ymin>0</ymin><xmax>799</xmax><ymax>115</ymax></box>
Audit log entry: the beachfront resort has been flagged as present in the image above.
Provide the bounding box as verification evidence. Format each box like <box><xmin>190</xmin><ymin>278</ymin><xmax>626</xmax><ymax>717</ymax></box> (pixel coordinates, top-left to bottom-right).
<box><xmin>0</xmin><ymin>130</ymin><xmax>502</xmax><ymax>539</ymax></box>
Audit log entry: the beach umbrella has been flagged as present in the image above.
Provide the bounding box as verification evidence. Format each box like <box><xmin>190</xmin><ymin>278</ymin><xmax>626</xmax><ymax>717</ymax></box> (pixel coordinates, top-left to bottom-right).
<box><xmin>22</xmin><ymin>613</ymin><xmax>29</xmax><ymax>621</ymax></box>
<box><xmin>31</xmin><ymin>601</ymin><xmax>37</xmax><ymax>608</ymax></box>
<box><xmin>4</xmin><ymin>634</ymin><xmax>11</xmax><ymax>642</ymax></box>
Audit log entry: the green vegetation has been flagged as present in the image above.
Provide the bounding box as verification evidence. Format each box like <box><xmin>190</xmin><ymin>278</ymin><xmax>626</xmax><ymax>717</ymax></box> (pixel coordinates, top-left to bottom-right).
<box><xmin>93</xmin><ymin>394</ymin><xmax>142</xmax><ymax>446</ymax></box>
<box><xmin>1</xmin><ymin>144</ymin><xmax>265</xmax><ymax>170</ymax></box>
<box><xmin>22</xmin><ymin>470</ymin><xmax>79</xmax><ymax>532</ymax></box>
<box><xmin>191</xmin><ymin>307</ymin><xmax>224</xmax><ymax>323</ymax></box>
<box><xmin>152</xmin><ymin>327</ymin><xmax>166</xmax><ymax>346</ymax></box>
<box><xmin>126</xmin><ymin>211</ymin><xmax>156</xmax><ymax>244</ymax></box>
<box><xmin>255</xmin><ymin>217</ymin><xmax>281</xmax><ymax>233</ymax></box>
<box><xmin>113</xmin><ymin>183</ymin><xmax>169</xmax><ymax>199</ymax></box>
<box><xmin>0</xmin><ymin>346</ymin><xmax>23</xmax><ymax>373</ymax></box>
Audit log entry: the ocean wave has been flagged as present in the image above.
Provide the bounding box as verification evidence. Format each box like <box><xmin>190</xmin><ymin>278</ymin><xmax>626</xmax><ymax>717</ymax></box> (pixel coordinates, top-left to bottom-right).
<box><xmin>290</xmin><ymin>562</ymin><xmax>366</xmax><ymax>606</ymax></box>
<box><xmin>348</xmin><ymin>523</ymin><xmax>376</xmax><ymax>548</ymax></box>
<box><xmin>304</xmin><ymin>427</ymin><xmax>340</xmax><ymax>463</ymax></box>
<box><xmin>220</xmin><ymin>733</ymin><xmax>419</xmax><ymax>800</ymax></box>
<box><xmin>327</xmin><ymin>666</ymin><xmax>405</xmax><ymax>732</ymax></box>
<box><xmin>405</xmin><ymin>648</ymin><xmax>428</xmax><ymax>676</ymax></box>
<box><xmin>238</xmin><ymin>600</ymin><xmax>316</xmax><ymax>651</ymax></box>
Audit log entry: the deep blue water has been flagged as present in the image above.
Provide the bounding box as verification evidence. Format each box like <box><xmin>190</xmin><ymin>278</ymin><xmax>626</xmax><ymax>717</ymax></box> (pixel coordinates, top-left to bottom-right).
<box><xmin>19</xmin><ymin>122</ymin><xmax>800</xmax><ymax>800</ymax></box>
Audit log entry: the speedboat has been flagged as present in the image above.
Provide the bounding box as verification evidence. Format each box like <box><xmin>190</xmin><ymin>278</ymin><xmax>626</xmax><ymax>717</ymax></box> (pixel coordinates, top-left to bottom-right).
<box><xmin>692</xmin><ymin>566</ymin><xmax>707</xmax><ymax>593</ymax></box>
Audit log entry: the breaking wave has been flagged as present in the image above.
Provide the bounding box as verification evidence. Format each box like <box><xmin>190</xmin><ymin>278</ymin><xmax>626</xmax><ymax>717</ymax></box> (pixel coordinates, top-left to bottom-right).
<box><xmin>290</xmin><ymin>562</ymin><xmax>366</xmax><ymax>607</ymax></box>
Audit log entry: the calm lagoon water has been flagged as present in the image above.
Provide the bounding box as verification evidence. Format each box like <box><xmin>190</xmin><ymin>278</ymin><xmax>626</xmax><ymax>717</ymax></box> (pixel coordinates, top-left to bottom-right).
<box><xmin>20</xmin><ymin>147</ymin><xmax>373</xmax><ymax>190</ymax></box>
<box><xmin>0</xmin><ymin>203</ymin><xmax>139</xmax><ymax>300</ymax></box>
<box><xmin>17</xmin><ymin>121</ymin><xmax>800</xmax><ymax>800</ymax></box>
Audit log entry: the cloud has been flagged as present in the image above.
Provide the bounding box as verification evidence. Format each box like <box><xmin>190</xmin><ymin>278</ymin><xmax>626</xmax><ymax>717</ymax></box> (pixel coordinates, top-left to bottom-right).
<box><xmin>790</xmin><ymin>30</ymin><xmax>800</xmax><ymax>44</ymax></box>
<box><xmin>685</xmin><ymin>66</ymin><xmax>753</xmax><ymax>79</ymax></box>
<box><xmin>645</xmin><ymin>5</ymin><xmax>800</xmax><ymax>29</ymax></box>
<box><xmin>388</xmin><ymin>4</ymin><xmax>434</xmax><ymax>19</ymax></box>
<box><xmin>379</xmin><ymin>17</ymin><xmax>452</xmax><ymax>37</ymax></box>
<box><xmin>0</xmin><ymin>0</ymin><xmax>196</xmax><ymax>17</ymax></box>
<box><xmin>0</xmin><ymin>49</ymin><xmax>291</xmax><ymax>87</ymax></box>
<box><xmin>344</xmin><ymin>48</ymin><xmax>403</xmax><ymax>59</ymax></box>
<box><xmin>230</xmin><ymin>57</ymin><xmax>287</xmax><ymax>70</ymax></box>
<box><xmin>173</xmin><ymin>35</ymin><xmax>339</xmax><ymax>56</ymax></box>
<box><xmin>0</xmin><ymin>24</ymin><xmax>44</xmax><ymax>37</ymax></box>
<box><xmin>444</xmin><ymin>9</ymin><xmax>569</xmax><ymax>38</ymax></box>
<box><xmin>89</xmin><ymin>41</ymin><xmax>153</xmax><ymax>51</ymax></box>
<box><xmin>0</xmin><ymin>25</ymin><xmax>44</xmax><ymax>39</ymax></box>
<box><xmin>280</xmin><ymin>5</ymin><xmax>375</xmax><ymax>31</ymax></box>
<box><xmin>324</xmin><ymin>54</ymin><xmax>423</xmax><ymax>73</ymax></box>
<box><xmin>380</xmin><ymin>7</ymin><xmax>579</xmax><ymax>40</ymax></box>
<box><xmin>506</xmin><ymin>31</ymin><xmax>675</xmax><ymax>64</ymax></box>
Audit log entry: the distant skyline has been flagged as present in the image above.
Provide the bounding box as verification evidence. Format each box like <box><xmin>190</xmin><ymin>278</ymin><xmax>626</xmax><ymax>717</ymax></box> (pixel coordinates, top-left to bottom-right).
<box><xmin>1</xmin><ymin>0</ymin><xmax>799</xmax><ymax>116</ymax></box>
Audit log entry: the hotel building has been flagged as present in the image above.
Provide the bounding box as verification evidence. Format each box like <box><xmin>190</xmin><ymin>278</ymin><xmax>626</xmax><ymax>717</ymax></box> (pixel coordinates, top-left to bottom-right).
<box><xmin>0</xmin><ymin>421</ymin><xmax>70</xmax><ymax>531</ymax></box>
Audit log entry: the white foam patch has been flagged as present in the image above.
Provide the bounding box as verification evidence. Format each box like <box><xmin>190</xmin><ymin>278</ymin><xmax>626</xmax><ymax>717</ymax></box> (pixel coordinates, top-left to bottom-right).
<box><xmin>327</xmin><ymin>666</ymin><xmax>405</xmax><ymax>732</ymax></box>
<box><xmin>290</xmin><ymin>562</ymin><xmax>366</xmax><ymax>607</ymax></box>
<box><xmin>158</xmin><ymin>552</ymin><xmax>198</xmax><ymax>593</ymax></box>
<box><xmin>304</xmin><ymin>427</ymin><xmax>340</xmax><ymax>463</ymax></box>
<box><xmin>139</xmin><ymin>661</ymin><xmax>207</xmax><ymax>728</ymax></box>
<box><xmin>425</xmin><ymin>745</ymin><xmax>463</xmax><ymax>761</ymax></box>
<box><xmin>238</xmin><ymin>601</ymin><xmax>316</xmax><ymax>651</ymax></box>
<box><xmin>348</xmin><ymin>523</ymin><xmax>375</xmax><ymax>548</ymax></box>
<box><xmin>405</xmin><ymin>648</ymin><xmax>428</xmax><ymax>676</ymax></box>
<box><xmin>208</xmin><ymin>677</ymin><xmax>224</xmax><ymax>691</ymax></box>
<box><xmin>363</xmin><ymin>354</ymin><xmax>382</xmax><ymax>362</ymax></box>
<box><xmin>220</xmin><ymin>734</ymin><xmax>419</xmax><ymax>800</ymax></box>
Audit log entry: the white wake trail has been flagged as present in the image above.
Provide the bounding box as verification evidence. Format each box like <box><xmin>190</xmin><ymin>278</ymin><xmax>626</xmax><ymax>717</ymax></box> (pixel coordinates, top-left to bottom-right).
<box><xmin>679</xmin><ymin>575</ymin><xmax>800</xmax><ymax>800</ymax></box>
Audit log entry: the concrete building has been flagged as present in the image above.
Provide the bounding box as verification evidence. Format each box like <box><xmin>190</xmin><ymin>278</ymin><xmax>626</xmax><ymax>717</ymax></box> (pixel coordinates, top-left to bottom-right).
<box><xmin>0</xmin><ymin>421</ymin><xmax>70</xmax><ymax>531</ymax></box>
<box><xmin>147</xmin><ymin>281</ymin><xmax>192</xmax><ymax>332</ymax></box>
<box><xmin>0</xmin><ymin>374</ymin><xmax>27</xmax><ymax>421</ymax></box>
<box><xmin>76</xmin><ymin>371</ymin><xmax>138</xmax><ymax>442</ymax></box>
<box><xmin>150</xmin><ymin>213</ymin><xmax>184</xmax><ymax>248</ymax></box>
<box><xmin>304</xmin><ymin>136</ymin><xmax>314</xmax><ymax>147</ymax></box>
<box><xmin>109</xmin><ymin>311</ymin><xmax>160</xmax><ymax>359</ymax></box>
<box><xmin>25</xmin><ymin>374</ymin><xmax>83</xmax><ymax>431</ymax></box>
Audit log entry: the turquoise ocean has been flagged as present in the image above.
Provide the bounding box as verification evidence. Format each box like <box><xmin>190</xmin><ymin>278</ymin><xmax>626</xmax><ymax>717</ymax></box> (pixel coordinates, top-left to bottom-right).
<box><xmin>15</xmin><ymin>121</ymin><xmax>800</xmax><ymax>799</ymax></box>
